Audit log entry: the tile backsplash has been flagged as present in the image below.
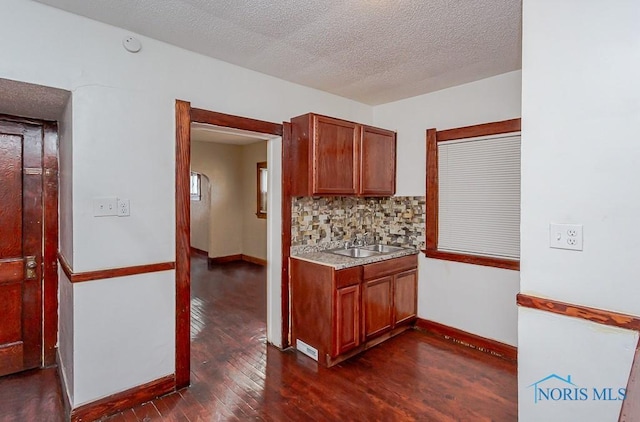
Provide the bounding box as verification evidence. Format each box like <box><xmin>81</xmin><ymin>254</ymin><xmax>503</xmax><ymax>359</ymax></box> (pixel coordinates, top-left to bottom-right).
<box><xmin>291</xmin><ymin>196</ymin><xmax>425</xmax><ymax>250</ymax></box>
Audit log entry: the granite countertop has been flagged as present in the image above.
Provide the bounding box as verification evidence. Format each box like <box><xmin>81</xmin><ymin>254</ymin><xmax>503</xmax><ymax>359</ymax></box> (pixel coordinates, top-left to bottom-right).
<box><xmin>291</xmin><ymin>246</ymin><xmax>419</xmax><ymax>270</ymax></box>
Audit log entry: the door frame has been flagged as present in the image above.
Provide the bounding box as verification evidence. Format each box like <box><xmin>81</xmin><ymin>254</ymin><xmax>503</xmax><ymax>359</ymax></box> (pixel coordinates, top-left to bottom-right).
<box><xmin>0</xmin><ymin>114</ymin><xmax>58</xmax><ymax>368</ymax></box>
<box><xmin>174</xmin><ymin>101</ymin><xmax>288</xmax><ymax>389</ymax></box>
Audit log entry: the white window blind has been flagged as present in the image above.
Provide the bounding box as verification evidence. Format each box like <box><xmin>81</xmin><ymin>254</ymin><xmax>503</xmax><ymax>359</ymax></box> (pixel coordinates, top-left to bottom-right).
<box><xmin>437</xmin><ymin>133</ymin><xmax>521</xmax><ymax>260</ymax></box>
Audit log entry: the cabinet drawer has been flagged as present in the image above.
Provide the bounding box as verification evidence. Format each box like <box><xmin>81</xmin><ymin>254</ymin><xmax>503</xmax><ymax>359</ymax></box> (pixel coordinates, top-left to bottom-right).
<box><xmin>335</xmin><ymin>265</ymin><xmax>362</xmax><ymax>289</ymax></box>
<box><xmin>363</xmin><ymin>254</ymin><xmax>417</xmax><ymax>281</ymax></box>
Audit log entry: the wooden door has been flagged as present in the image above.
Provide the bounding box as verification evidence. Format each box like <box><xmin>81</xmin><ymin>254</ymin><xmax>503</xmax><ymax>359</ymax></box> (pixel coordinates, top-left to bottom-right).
<box><xmin>334</xmin><ymin>284</ymin><xmax>360</xmax><ymax>356</ymax></box>
<box><xmin>312</xmin><ymin>115</ymin><xmax>359</xmax><ymax>195</ymax></box>
<box><xmin>363</xmin><ymin>276</ymin><xmax>393</xmax><ymax>340</ymax></box>
<box><xmin>360</xmin><ymin>126</ymin><xmax>396</xmax><ymax>196</ymax></box>
<box><xmin>0</xmin><ymin>119</ymin><xmax>44</xmax><ymax>377</ymax></box>
<box><xmin>393</xmin><ymin>269</ymin><xmax>417</xmax><ymax>326</ymax></box>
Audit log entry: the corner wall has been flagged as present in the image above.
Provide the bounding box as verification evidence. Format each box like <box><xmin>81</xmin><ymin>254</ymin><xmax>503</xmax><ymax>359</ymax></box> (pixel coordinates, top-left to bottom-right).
<box><xmin>0</xmin><ymin>0</ymin><xmax>372</xmax><ymax>407</ymax></box>
<box><xmin>241</xmin><ymin>141</ymin><xmax>268</xmax><ymax>261</ymax></box>
<box><xmin>519</xmin><ymin>1</ymin><xmax>640</xmax><ymax>420</ymax></box>
<box><xmin>373</xmin><ymin>71</ymin><xmax>522</xmax><ymax>346</ymax></box>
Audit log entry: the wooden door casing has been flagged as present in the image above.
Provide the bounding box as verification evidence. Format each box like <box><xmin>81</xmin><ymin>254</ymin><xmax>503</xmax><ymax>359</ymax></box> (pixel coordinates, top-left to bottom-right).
<box><xmin>0</xmin><ymin>119</ymin><xmax>45</xmax><ymax>376</ymax></box>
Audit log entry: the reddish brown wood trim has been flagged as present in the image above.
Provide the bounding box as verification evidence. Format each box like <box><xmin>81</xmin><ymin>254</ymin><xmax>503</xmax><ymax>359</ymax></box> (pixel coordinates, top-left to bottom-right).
<box><xmin>415</xmin><ymin>318</ymin><xmax>517</xmax><ymax>362</ymax></box>
<box><xmin>425</xmin><ymin>120</ymin><xmax>522</xmax><ymax>270</ymax></box>
<box><xmin>43</xmin><ymin>122</ymin><xmax>59</xmax><ymax>366</ymax></box>
<box><xmin>242</xmin><ymin>255</ymin><xmax>267</xmax><ymax>267</ymax></box>
<box><xmin>281</xmin><ymin>121</ymin><xmax>292</xmax><ymax>348</ymax></box>
<box><xmin>189</xmin><ymin>247</ymin><xmax>208</xmax><ymax>257</ymax></box>
<box><xmin>175</xmin><ymin>99</ymin><xmax>192</xmax><ymax>390</ymax></box>
<box><xmin>208</xmin><ymin>254</ymin><xmax>242</xmax><ymax>265</ymax></box>
<box><xmin>176</xmin><ymin>104</ymin><xmax>286</xmax><ymax>389</ymax></box>
<box><xmin>423</xmin><ymin>249</ymin><xmax>520</xmax><ymax>271</ymax></box>
<box><xmin>190</xmin><ymin>108</ymin><xmax>283</xmax><ymax>136</ymax></box>
<box><xmin>620</xmin><ymin>340</ymin><xmax>640</xmax><ymax>422</ymax></box>
<box><xmin>436</xmin><ymin>118</ymin><xmax>521</xmax><ymax>142</ymax></box>
<box><xmin>517</xmin><ymin>294</ymin><xmax>640</xmax><ymax>331</ymax></box>
<box><xmin>425</xmin><ymin>128</ymin><xmax>438</xmax><ymax>251</ymax></box>
<box><xmin>57</xmin><ymin>252</ymin><xmax>73</xmax><ymax>281</ymax></box>
<box><xmin>57</xmin><ymin>252</ymin><xmax>175</xmax><ymax>283</ymax></box>
<box><xmin>70</xmin><ymin>374</ymin><xmax>175</xmax><ymax>422</ymax></box>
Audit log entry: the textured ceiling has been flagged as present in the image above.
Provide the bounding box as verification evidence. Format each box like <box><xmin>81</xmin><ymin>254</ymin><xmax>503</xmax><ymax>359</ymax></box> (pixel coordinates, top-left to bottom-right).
<box><xmin>0</xmin><ymin>78</ymin><xmax>70</xmax><ymax>121</ymax></box>
<box><xmin>34</xmin><ymin>0</ymin><xmax>522</xmax><ymax>105</ymax></box>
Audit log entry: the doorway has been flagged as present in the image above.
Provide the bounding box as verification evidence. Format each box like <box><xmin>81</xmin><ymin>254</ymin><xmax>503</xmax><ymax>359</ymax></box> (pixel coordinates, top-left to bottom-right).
<box><xmin>0</xmin><ymin>115</ymin><xmax>58</xmax><ymax>376</ymax></box>
<box><xmin>174</xmin><ymin>102</ymin><xmax>285</xmax><ymax>389</ymax></box>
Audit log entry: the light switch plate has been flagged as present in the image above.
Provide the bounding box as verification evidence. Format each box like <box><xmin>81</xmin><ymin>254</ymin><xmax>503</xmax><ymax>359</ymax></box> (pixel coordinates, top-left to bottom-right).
<box><xmin>549</xmin><ymin>223</ymin><xmax>583</xmax><ymax>251</ymax></box>
<box><xmin>93</xmin><ymin>197</ymin><xmax>117</xmax><ymax>217</ymax></box>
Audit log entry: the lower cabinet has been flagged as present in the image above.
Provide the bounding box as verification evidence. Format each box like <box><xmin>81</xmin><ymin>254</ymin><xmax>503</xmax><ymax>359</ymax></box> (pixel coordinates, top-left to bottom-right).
<box><xmin>291</xmin><ymin>253</ymin><xmax>418</xmax><ymax>367</ymax></box>
<box><xmin>363</xmin><ymin>255</ymin><xmax>418</xmax><ymax>341</ymax></box>
<box><xmin>363</xmin><ymin>276</ymin><xmax>393</xmax><ymax>340</ymax></box>
<box><xmin>335</xmin><ymin>284</ymin><xmax>360</xmax><ymax>356</ymax></box>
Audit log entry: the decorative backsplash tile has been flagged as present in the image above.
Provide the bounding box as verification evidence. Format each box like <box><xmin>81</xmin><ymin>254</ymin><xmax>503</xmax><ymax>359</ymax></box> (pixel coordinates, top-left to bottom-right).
<box><xmin>291</xmin><ymin>196</ymin><xmax>425</xmax><ymax>250</ymax></box>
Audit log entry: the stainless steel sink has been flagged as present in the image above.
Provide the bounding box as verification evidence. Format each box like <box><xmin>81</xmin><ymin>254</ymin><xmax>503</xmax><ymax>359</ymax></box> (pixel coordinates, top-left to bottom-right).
<box><xmin>329</xmin><ymin>247</ymin><xmax>381</xmax><ymax>258</ymax></box>
<box><xmin>362</xmin><ymin>244</ymin><xmax>406</xmax><ymax>254</ymax></box>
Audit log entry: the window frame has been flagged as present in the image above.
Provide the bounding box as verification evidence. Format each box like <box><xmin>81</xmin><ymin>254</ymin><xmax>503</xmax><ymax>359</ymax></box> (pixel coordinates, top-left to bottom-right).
<box><xmin>256</xmin><ymin>161</ymin><xmax>267</xmax><ymax>219</ymax></box>
<box><xmin>190</xmin><ymin>171</ymin><xmax>202</xmax><ymax>201</ymax></box>
<box><xmin>424</xmin><ymin>118</ymin><xmax>521</xmax><ymax>270</ymax></box>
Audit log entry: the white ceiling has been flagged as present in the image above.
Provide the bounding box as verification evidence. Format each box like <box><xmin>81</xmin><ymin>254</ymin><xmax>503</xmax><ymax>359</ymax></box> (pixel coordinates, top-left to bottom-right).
<box><xmin>191</xmin><ymin>123</ymin><xmax>268</xmax><ymax>145</ymax></box>
<box><xmin>34</xmin><ymin>0</ymin><xmax>522</xmax><ymax>105</ymax></box>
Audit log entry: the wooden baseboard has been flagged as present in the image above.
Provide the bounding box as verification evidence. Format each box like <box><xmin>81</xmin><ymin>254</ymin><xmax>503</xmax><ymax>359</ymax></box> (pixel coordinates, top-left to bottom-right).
<box><xmin>241</xmin><ymin>254</ymin><xmax>267</xmax><ymax>266</ymax></box>
<box><xmin>208</xmin><ymin>254</ymin><xmax>242</xmax><ymax>265</ymax></box>
<box><xmin>414</xmin><ymin>318</ymin><xmax>517</xmax><ymax>362</ymax></box>
<box><xmin>207</xmin><ymin>254</ymin><xmax>267</xmax><ymax>266</ymax></box>
<box><xmin>190</xmin><ymin>247</ymin><xmax>208</xmax><ymax>257</ymax></box>
<box><xmin>70</xmin><ymin>374</ymin><xmax>175</xmax><ymax>422</ymax></box>
<box><xmin>55</xmin><ymin>350</ymin><xmax>72</xmax><ymax>420</ymax></box>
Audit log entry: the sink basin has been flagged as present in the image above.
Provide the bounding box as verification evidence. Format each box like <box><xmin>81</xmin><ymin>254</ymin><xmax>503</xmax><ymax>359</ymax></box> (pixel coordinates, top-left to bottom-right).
<box><xmin>362</xmin><ymin>244</ymin><xmax>406</xmax><ymax>253</ymax></box>
<box><xmin>329</xmin><ymin>247</ymin><xmax>381</xmax><ymax>258</ymax></box>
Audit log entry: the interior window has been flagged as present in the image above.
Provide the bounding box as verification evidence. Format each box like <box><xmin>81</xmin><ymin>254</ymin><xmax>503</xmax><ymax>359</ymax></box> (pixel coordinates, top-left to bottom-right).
<box><xmin>256</xmin><ymin>162</ymin><xmax>267</xmax><ymax>219</ymax></box>
<box><xmin>190</xmin><ymin>172</ymin><xmax>201</xmax><ymax>201</ymax></box>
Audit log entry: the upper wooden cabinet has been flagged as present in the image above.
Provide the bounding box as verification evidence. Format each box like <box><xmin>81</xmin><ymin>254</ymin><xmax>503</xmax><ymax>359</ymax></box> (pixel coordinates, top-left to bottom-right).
<box><xmin>290</xmin><ymin>113</ymin><xmax>396</xmax><ymax>196</ymax></box>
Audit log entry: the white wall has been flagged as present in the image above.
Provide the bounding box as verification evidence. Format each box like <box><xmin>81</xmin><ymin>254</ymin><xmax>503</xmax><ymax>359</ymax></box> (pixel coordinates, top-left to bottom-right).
<box><xmin>373</xmin><ymin>71</ymin><xmax>522</xmax><ymax>346</ymax></box>
<box><xmin>519</xmin><ymin>1</ymin><xmax>640</xmax><ymax>420</ymax></box>
<box><xmin>191</xmin><ymin>141</ymin><xmax>244</xmax><ymax>258</ymax></box>
<box><xmin>241</xmin><ymin>142</ymin><xmax>268</xmax><ymax>261</ymax></box>
<box><xmin>0</xmin><ymin>0</ymin><xmax>371</xmax><ymax>406</ymax></box>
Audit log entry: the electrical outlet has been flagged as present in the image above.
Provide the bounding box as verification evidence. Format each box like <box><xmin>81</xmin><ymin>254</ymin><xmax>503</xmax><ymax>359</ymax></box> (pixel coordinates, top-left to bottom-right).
<box><xmin>117</xmin><ymin>199</ymin><xmax>130</xmax><ymax>217</ymax></box>
<box><xmin>549</xmin><ymin>223</ymin><xmax>583</xmax><ymax>251</ymax></box>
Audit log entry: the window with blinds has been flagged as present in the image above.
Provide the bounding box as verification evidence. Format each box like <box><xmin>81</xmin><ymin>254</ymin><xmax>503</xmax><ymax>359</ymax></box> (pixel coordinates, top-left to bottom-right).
<box><xmin>437</xmin><ymin>133</ymin><xmax>521</xmax><ymax>260</ymax></box>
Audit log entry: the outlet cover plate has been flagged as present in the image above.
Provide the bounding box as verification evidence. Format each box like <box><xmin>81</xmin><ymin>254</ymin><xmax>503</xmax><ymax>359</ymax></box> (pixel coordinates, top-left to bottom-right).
<box><xmin>549</xmin><ymin>223</ymin><xmax>583</xmax><ymax>251</ymax></box>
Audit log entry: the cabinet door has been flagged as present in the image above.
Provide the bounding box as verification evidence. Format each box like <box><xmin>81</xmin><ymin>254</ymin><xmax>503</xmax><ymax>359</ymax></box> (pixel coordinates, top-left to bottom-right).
<box><xmin>393</xmin><ymin>269</ymin><xmax>417</xmax><ymax>326</ymax></box>
<box><xmin>360</xmin><ymin>126</ymin><xmax>396</xmax><ymax>196</ymax></box>
<box><xmin>312</xmin><ymin>115</ymin><xmax>359</xmax><ymax>195</ymax></box>
<box><xmin>334</xmin><ymin>284</ymin><xmax>360</xmax><ymax>356</ymax></box>
<box><xmin>363</xmin><ymin>276</ymin><xmax>393</xmax><ymax>340</ymax></box>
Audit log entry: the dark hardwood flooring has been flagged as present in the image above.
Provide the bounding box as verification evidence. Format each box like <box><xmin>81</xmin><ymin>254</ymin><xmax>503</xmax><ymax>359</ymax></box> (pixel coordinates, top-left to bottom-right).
<box><xmin>0</xmin><ymin>254</ymin><xmax>517</xmax><ymax>421</ymax></box>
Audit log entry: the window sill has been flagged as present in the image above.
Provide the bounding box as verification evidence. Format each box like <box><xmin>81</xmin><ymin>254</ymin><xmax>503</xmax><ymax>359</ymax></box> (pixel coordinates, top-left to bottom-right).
<box><xmin>422</xmin><ymin>249</ymin><xmax>519</xmax><ymax>271</ymax></box>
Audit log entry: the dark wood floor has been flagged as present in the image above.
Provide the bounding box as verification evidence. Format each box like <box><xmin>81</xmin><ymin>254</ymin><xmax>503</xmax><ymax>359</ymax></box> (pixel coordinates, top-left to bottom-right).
<box><xmin>0</xmin><ymin>254</ymin><xmax>517</xmax><ymax>421</ymax></box>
